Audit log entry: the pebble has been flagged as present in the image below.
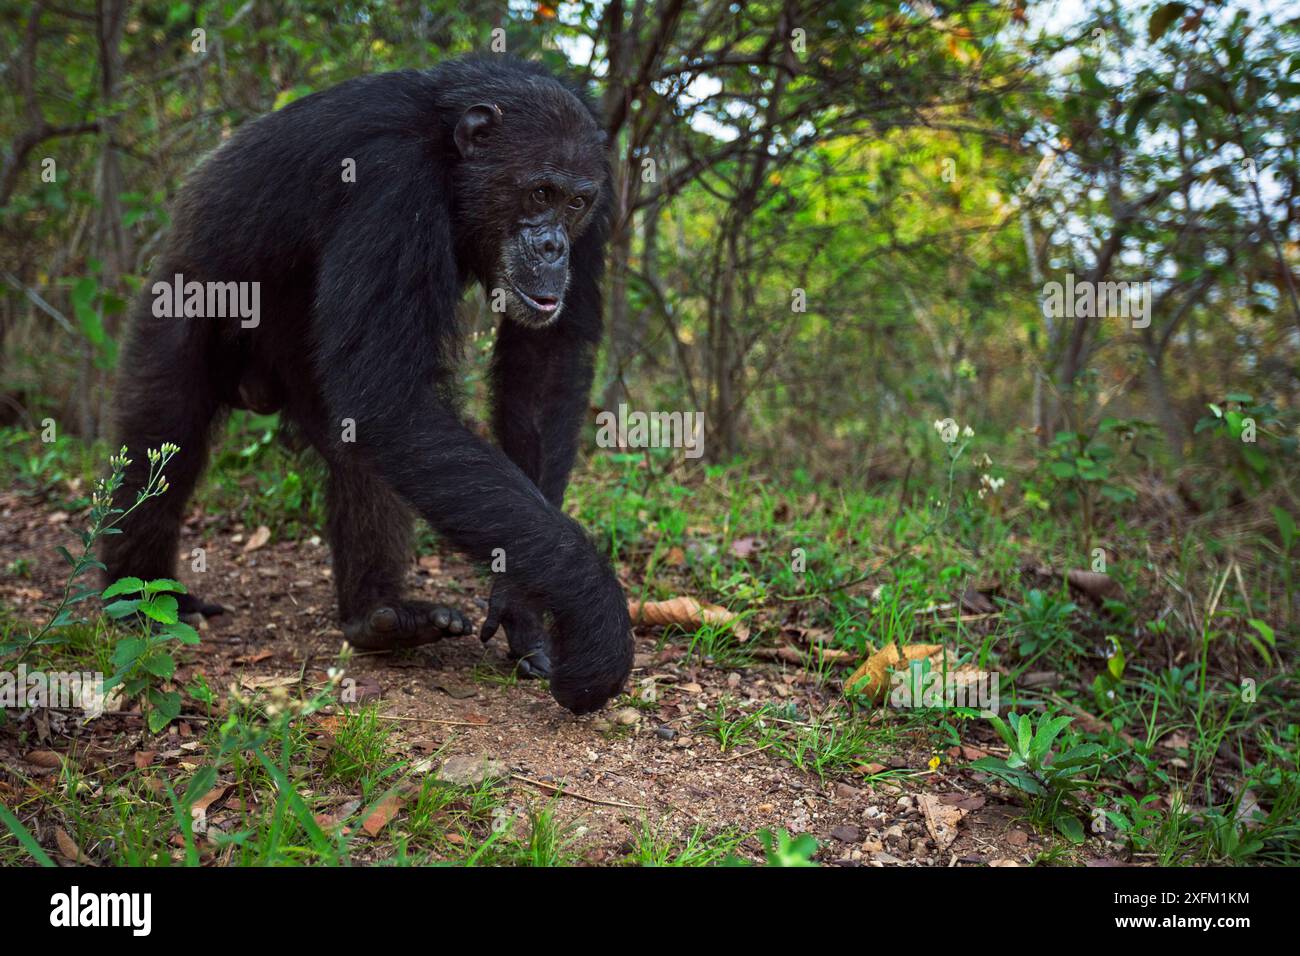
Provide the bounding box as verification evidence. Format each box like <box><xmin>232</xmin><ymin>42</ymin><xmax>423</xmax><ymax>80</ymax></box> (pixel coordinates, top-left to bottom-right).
<box><xmin>437</xmin><ymin>754</ymin><xmax>508</xmax><ymax>787</ymax></box>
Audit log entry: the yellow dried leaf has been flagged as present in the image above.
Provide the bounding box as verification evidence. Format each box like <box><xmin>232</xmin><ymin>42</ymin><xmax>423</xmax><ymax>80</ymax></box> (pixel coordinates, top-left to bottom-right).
<box><xmin>627</xmin><ymin>597</ymin><xmax>748</xmax><ymax>641</ymax></box>
<box><xmin>844</xmin><ymin>643</ymin><xmax>944</xmax><ymax>701</ymax></box>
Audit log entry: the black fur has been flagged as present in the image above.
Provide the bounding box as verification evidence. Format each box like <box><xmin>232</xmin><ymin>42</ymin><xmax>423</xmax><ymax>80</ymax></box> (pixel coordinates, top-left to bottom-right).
<box><xmin>102</xmin><ymin>57</ymin><xmax>634</xmax><ymax>714</ymax></box>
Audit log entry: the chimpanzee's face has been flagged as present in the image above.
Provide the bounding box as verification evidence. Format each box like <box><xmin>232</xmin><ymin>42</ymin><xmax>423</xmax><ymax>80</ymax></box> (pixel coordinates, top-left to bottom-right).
<box><xmin>453</xmin><ymin>99</ymin><xmax>607</xmax><ymax>328</ymax></box>
<box><xmin>494</xmin><ymin>168</ymin><xmax>600</xmax><ymax>326</ymax></box>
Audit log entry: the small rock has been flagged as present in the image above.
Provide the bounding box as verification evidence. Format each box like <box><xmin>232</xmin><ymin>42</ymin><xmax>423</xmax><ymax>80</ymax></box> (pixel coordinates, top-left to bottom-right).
<box><xmin>834</xmin><ymin>782</ymin><xmax>862</xmax><ymax>801</ymax></box>
<box><xmin>654</xmin><ymin>726</ymin><xmax>677</xmax><ymax>741</ymax></box>
<box><xmin>437</xmin><ymin>754</ymin><xmax>508</xmax><ymax>787</ymax></box>
<box><xmin>830</xmin><ymin>825</ymin><xmax>861</xmax><ymax>843</ymax></box>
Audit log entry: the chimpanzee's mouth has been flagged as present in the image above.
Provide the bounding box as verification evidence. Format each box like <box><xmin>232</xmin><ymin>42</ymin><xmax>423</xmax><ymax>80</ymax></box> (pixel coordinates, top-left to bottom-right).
<box><xmin>509</xmin><ymin>283</ymin><xmax>560</xmax><ymax>314</ymax></box>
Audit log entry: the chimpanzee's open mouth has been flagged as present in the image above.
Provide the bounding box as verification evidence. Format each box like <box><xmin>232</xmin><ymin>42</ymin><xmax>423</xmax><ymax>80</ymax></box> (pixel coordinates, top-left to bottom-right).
<box><xmin>509</xmin><ymin>283</ymin><xmax>560</xmax><ymax>314</ymax></box>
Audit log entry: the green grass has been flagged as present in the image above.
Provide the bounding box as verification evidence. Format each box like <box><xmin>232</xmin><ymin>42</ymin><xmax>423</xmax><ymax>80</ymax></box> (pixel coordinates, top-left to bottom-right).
<box><xmin>1</xmin><ymin>418</ymin><xmax>1297</xmax><ymax>866</ymax></box>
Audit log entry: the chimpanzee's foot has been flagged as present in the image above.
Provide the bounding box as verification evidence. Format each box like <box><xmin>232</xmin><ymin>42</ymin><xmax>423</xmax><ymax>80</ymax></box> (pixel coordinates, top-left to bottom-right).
<box><xmin>343</xmin><ymin>599</ymin><xmax>470</xmax><ymax>650</ymax></box>
<box><xmin>177</xmin><ymin>592</ymin><xmax>226</xmax><ymax>618</ymax></box>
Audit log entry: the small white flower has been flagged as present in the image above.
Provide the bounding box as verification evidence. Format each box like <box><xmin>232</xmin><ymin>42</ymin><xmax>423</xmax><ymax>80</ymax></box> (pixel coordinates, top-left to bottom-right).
<box><xmin>962</xmin><ymin>425</ymin><xmax>974</xmax><ymax>438</ymax></box>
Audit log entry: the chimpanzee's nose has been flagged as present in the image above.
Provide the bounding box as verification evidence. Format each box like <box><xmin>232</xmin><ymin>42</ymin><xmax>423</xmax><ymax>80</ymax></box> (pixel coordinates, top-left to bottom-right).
<box><xmin>531</xmin><ymin>225</ymin><xmax>567</xmax><ymax>264</ymax></box>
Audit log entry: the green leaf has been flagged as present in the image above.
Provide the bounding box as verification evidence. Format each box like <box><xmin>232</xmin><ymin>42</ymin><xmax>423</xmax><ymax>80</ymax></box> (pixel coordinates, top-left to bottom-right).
<box><xmin>1055</xmin><ymin>814</ymin><xmax>1086</xmax><ymax>844</ymax></box>
<box><xmin>144</xmin><ymin>578</ymin><xmax>187</xmax><ymax>596</ymax></box>
<box><xmin>103</xmin><ymin>598</ymin><xmax>142</xmax><ymax>619</ymax></box>
<box><xmin>1016</xmin><ymin>713</ymin><xmax>1033</xmax><ymax>757</ymax></box>
<box><xmin>1052</xmin><ymin>743</ymin><xmax>1105</xmax><ymax>769</ymax></box>
<box><xmin>1244</xmin><ymin>619</ymin><xmax>1275</xmax><ymax>667</ymax></box>
<box><xmin>1148</xmin><ymin>3</ymin><xmax>1187</xmax><ymax>44</ymax></box>
<box><xmin>987</xmin><ymin>714</ymin><xmax>1016</xmax><ymax>751</ymax></box>
<box><xmin>147</xmin><ymin>690</ymin><xmax>182</xmax><ymax>733</ymax></box>
<box><xmin>102</xmin><ymin>576</ymin><xmax>146</xmax><ymax>599</ymax></box>
<box><xmin>1271</xmin><ymin>507</ymin><xmax>1296</xmax><ymax>551</ymax></box>
<box><xmin>110</xmin><ymin>637</ymin><xmax>148</xmax><ymax>668</ymax></box>
<box><xmin>163</xmin><ymin>620</ymin><xmax>201</xmax><ymax>645</ymax></box>
<box><xmin>1031</xmin><ymin>715</ymin><xmax>1074</xmax><ymax>760</ymax></box>
<box><xmin>1125</xmin><ymin>90</ymin><xmax>1161</xmax><ymax>137</ymax></box>
<box><xmin>138</xmin><ymin>594</ymin><xmax>179</xmax><ymax>625</ymax></box>
<box><xmin>0</xmin><ymin>804</ymin><xmax>56</xmax><ymax>867</ymax></box>
<box><xmin>141</xmin><ymin>652</ymin><xmax>176</xmax><ymax>680</ymax></box>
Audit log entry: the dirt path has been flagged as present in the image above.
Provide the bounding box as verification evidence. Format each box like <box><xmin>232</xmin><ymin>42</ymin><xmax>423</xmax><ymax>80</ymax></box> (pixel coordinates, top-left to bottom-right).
<box><xmin>0</xmin><ymin>490</ymin><xmax>1106</xmax><ymax>866</ymax></box>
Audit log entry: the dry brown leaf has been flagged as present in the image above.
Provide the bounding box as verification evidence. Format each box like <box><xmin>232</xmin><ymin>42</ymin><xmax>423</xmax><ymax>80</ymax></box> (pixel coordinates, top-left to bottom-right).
<box><xmin>844</xmin><ymin>644</ymin><xmax>945</xmax><ymax>701</ymax></box>
<box><xmin>627</xmin><ymin>597</ymin><xmax>748</xmax><ymax>641</ymax></box>
<box><xmin>243</xmin><ymin>525</ymin><xmax>271</xmax><ymax>552</ymax></box>
<box><xmin>238</xmin><ymin>674</ymin><xmax>300</xmax><ymax>690</ymax></box>
<box><xmin>191</xmin><ymin>784</ymin><xmax>230</xmax><ymax>816</ymax></box>
<box><xmin>361</xmin><ymin>793</ymin><xmax>404</xmax><ymax>837</ymax></box>
<box><xmin>729</xmin><ymin>537</ymin><xmax>756</xmax><ymax>557</ymax></box>
<box><xmin>1066</xmin><ymin>568</ymin><xmax>1122</xmax><ymax>601</ymax></box>
<box><xmin>918</xmin><ymin>793</ymin><xmax>968</xmax><ymax>850</ymax></box>
<box><xmin>55</xmin><ymin>828</ymin><xmax>95</xmax><ymax>865</ymax></box>
<box><xmin>133</xmin><ymin>751</ymin><xmax>156</xmax><ymax>770</ymax></box>
<box><xmin>25</xmin><ymin>750</ymin><xmax>63</xmax><ymax>769</ymax></box>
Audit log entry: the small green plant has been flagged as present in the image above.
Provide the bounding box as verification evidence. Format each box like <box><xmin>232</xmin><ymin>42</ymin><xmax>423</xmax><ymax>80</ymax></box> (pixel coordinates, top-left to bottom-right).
<box><xmin>102</xmin><ymin>576</ymin><xmax>200</xmax><ymax>732</ymax></box>
<box><xmin>973</xmin><ymin>711</ymin><xmax>1104</xmax><ymax>843</ymax></box>
<box><xmin>1002</xmin><ymin>587</ymin><xmax>1079</xmax><ymax>662</ymax></box>
<box><xmin>1031</xmin><ymin>418</ymin><xmax>1149</xmax><ymax>551</ymax></box>
<box><xmin>758</xmin><ymin>828</ymin><xmax>818</xmax><ymax>866</ymax></box>
<box><xmin>5</xmin><ymin>442</ymin><xmax>178</xmax><ymax>662</ymax></box>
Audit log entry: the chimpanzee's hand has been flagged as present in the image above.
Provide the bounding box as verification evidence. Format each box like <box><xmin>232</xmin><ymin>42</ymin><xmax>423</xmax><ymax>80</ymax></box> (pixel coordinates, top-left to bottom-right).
<box><xmin>479</xmin><ymin>577</ymin><xmax>552</xmax><ymax>678</ymax></box>
<box><xmin>547</xmin><ymin>563</ymin><xmax>634</xmax><ymax>715</ymax></box>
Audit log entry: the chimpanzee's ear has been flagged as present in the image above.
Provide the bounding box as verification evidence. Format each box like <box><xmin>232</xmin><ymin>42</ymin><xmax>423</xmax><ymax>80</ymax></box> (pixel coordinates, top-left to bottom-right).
<box><xmin>454</xmin><ymin>103</ymin><xmax>503</xmax><ymax>159</ymax></box>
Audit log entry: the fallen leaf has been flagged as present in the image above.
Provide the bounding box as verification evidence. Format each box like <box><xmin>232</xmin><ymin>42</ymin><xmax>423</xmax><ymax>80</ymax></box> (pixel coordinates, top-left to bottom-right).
<box><xmin>243</xmin><ymin>525</ymin><xmax>271</xmax><ymax>552</ymax></box>
<box><xmin>628</xmin><ymin>597</ymin><xmax>749</xmax><ymax>641</ymax></box>
<box><xmin>918</xmin><ymin>793</ymin><xmax>968</xmax><ymax>850</ymax></box>
<box><xmin>1066</xmin><ymin>568</ymin><xmax>1122</xmax><ymax>601</ymax></box>
<box><xmin>844</xmin><ymin>644</ymin><xmax>945</xmax><ymax>701</ymax></box>
<box><xmin>729</xmin><ymin>537</ymin><xmax>757</xmax><ymax>558</ymax></box>
<box><xmin>417</xmin><ymin>554</ymin><xmax>441</xmax><ymax>573</ymax></box>
<box><xmin>238</xmin><ymin>674</ymin><xmax>300</xmax><ymax>690</ymax></box>
<box><xmin>55</xmin><ymin>828</ymin><xmax>95</xmax><ymax>865</ymax></box>
<box><xmin>25</xmin><ymin>750</ymin><xmax>63</xmax><ymax>769</ymax></box>
<box><xmin>430</xmin><ymin>679</ymin><xmax>477</xmax><ymax>700</ymax></box>
<box><xmin>134</xmin><ymin>751</ymin><xmax>156</xmax><ymax>770</ymax></box>
<box><xmin>191</xmin><ymin>784</ymin><xmax>230</xmax><ymax>817</ymax></box>
<box><xmin>315</xmin><ymin>799</ymin><xmax>362</xmax><ymax>830</ymax></box>
<box><xmin>362</xmin><ymin>793</ymin><xmax>404</xmax><ymax>836</ymax></box>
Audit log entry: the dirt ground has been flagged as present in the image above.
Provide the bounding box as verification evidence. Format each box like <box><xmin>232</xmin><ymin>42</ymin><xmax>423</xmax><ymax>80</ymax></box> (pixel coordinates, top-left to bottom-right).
<box><xmin>0</xmin><ymin>489</ymin><xmax>1124</xmax><ymax>866</ymax></box>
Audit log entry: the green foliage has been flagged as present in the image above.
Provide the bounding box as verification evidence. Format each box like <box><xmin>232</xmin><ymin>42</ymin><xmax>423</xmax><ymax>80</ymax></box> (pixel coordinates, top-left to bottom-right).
<box><xmin>973</xmin><ymin>712</ymin><xmax>1104</xmax><ymax>843</ymax></box>
<box><xmin>102</xmin><ymin>576</ymin><xmax>200</xmax><ymax>732</ymax></box>
<box><xmin>758</xmin><ymin>829</ymin><xmax>819</xmax><ymax>867</ymax></box>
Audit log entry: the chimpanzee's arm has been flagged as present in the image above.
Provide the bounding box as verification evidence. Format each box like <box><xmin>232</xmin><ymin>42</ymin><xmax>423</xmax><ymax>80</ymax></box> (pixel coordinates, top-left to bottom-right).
<box><xmin>312</xmin><ymin>176</ymin><xmax>631</xmax><ymax>713</ymax></box>
<box><xmin>488</xmin><ymin>212</ymin><xmax>607</xmax><ymax>506</ymax></box>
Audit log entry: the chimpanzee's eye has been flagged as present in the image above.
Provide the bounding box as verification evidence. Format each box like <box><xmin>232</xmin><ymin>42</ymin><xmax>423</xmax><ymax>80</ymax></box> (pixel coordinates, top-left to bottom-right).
<box><xmin>531</xmin><ymin>187</ymin><xmax>550</xmax><ymax>205</ymax></box>
<box><xmin>568</xmin><ymin>195</ymin><xmax>586</xmax><ymax>211</ymax></box>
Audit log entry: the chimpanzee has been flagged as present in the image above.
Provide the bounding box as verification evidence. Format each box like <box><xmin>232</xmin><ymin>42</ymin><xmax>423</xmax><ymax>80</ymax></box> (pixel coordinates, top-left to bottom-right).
<box><xmin>101</xmin><ymin>56</ymin><xmax>633</xmax><ymax>714</ymax></box>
